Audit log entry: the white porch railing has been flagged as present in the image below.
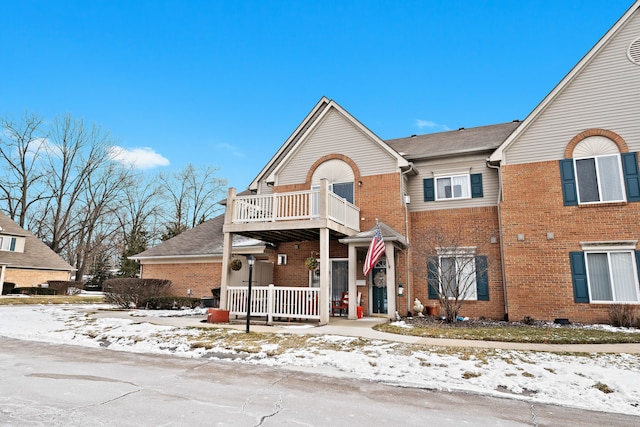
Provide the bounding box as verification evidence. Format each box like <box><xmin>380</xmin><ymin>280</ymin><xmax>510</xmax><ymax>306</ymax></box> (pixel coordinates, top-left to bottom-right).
<box><xmin>227</xmin><ymin>285</ymin><xmax>320</xmax><ymax>323</ymax></box>
<box><xmin>231</xmin><ymin>189</ymin><xmax>359</xmax><ymax>229</ymax></box>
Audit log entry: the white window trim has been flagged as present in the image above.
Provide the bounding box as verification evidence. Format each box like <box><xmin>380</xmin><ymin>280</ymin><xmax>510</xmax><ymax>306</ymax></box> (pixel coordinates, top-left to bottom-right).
<box><xmin>584</xmin><ymin>249</ymin><xmax>640</xmax><ymax>303</ymax></box>
<box><xmin>434</xmin><ymin>173</ymin><xmax>472</xmax><ymax>201</ymax></box>
<box><xmin>574</xmin><ymin>153</ymin><xmax>626</xmax><ymax>205</ymax></box>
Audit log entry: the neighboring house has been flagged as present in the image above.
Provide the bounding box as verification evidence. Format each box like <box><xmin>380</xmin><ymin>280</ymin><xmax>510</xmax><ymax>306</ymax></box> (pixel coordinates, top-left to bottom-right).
<box><xmin>130</xmin><ymin>214</ymin><xmax>274</xmax><ymax>299</ymax></box>
<box><xmin>0</xmin><ymin>212</ymin><xmax>74</xmax><ymax>289</ymax></box>
<box><xmin>137</xmin><ymin>1</ymin><xmax>640</xmax><ymax>325</ymax></box>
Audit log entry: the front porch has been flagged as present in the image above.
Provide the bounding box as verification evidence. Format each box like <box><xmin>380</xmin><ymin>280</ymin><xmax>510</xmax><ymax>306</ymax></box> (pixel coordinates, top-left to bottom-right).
<box><xmin>220</xmin><ymin>182</ymin><xmax>407</xmax><ymax>325</ymax></box>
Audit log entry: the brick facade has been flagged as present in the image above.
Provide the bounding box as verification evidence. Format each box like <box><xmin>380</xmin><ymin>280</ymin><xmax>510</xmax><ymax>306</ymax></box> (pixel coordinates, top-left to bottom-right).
<box><xmin>500</xmin><ymin>159</ymin><xmax>640</xmax><ymax>323</ymax></box>
<box><xmin>4</xmin><ymin>269</ymin><xmax>71</xmax><ymax>288</ymax></box>
<box><xmin>142</xmin><ymin>263</ymin><xmax>222</xmax><ymax>299</ymax></box>
<box><xmin>409</xmin><ymin>206</ymin><xmax>505</xmax><ymax>320</ymax></box>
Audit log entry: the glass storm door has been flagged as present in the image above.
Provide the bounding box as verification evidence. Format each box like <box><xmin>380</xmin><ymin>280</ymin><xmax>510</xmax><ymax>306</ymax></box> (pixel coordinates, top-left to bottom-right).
<box><xmin>371</xmin><ymin>259</ymin><xmax>387</xmax><ymax>314</ymax></box>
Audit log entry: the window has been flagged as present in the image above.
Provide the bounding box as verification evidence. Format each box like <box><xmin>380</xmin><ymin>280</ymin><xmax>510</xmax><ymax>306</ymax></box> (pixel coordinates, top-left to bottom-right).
<box><xmin>438</xmin><ymin>253</ymin><xmax>477</xmax><ymax>300</ymax></box>
<box><xmin>0</xmin><ymin>236</ymin><xmax>16</xmax><ymax>252</ymax></box>
<box><xmin>427</xmin><ymin>248</ymin><xmax>489</xmax><ymax>301</ymax></box>
<box><xmin>585</xmin><ymin>251</ymin><xmax>639</xmax><ymax>302</ymax></box>
<box><xmin>436</xmin><ymin>175</ymin><xmax>470</xmax><ymax>200</ymax></box>
<box><xmin>423</xmin><ymin>173</ymin><xmax>483</xmax><ymax>202</ymax></box>
<box><xmin>560</xmin><ymin>135</ymin><xmax>640</xmax><ymax>206</ymax></box>
<box><xmin>570</xmin><ymin>246</ymin><xmax>640</xmax><ymax>303</ymax></box>
<box><xmin>331</xmin><ymin>182</ymin><xmax>354</xmax><ymax>204</ymax></box>
<box><xmin>575</xmin><ymin>154</ymin><xmax>625</xmax><ymax>203</ymax></box>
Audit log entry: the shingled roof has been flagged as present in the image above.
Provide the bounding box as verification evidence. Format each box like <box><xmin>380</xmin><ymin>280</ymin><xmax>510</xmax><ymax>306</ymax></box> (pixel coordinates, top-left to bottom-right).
<box><xmin>386</xmin><ymin>121</ymin><xmax>521</xmax><ymax>160</ymax></box>
<box><xmin>132</xmin><ymin>214</ymin><xmax>265</xmax><ymax>259</ymax></box>
<box><xmin>0</xmin><ymin>212</ymin><xmax>74</xmax><ymax>271</ymax></box>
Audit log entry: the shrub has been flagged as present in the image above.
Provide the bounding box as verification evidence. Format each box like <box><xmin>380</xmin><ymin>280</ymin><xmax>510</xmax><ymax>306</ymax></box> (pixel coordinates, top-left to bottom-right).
<box><xmin>2</xmin><ymin>282</ymin><xmax>16</xmax><ymax>295</ymax></box>
<box><xmin>608</xmin><ymin>304</ymin><xmax>638</xmax><ymax>328</ymax></box>
<box><xmin>12</xmin><ymin>287</ymin><xmax>57</xmax><ymax>296</ymax></box>
<box><xmin>103</xmin><ymin>278</ymin><xmax>171</xmax><ymax>309</ymax></box>
<box><xmin>48</xmin><ymin>281</ymin><xmax>82</xmax><ymax>295</ymax></box>
<box><xmin>138</xmin><ymin>296</ymin><xmax>201</xmax><ymax>310</ymax></box>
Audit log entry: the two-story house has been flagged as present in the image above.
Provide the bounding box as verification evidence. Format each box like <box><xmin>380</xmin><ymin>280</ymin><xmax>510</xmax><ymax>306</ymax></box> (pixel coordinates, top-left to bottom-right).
<box><xmin>134</xmin><ymin>0</ymin><xmax>640</xmax><ymax>325</ymax></box>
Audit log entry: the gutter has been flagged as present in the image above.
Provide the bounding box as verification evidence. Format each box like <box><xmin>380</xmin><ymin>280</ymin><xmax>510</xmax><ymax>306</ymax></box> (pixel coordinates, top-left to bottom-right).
<box><xmin>486</xmin><ymin>158</ymin><xmax>509</xmax><ymax>321</ymax></box>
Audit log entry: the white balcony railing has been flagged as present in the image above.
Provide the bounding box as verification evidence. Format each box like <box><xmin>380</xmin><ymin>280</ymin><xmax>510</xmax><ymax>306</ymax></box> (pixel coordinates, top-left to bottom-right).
<box><xmin>231</xmin><ymin>189</ymin><xmax>359</xmax><ymax>229</ymax></box>
<box><xmin>227</xmin><ymin>285</ymin><xmax>320</xmax><ymax>323</ymax></box>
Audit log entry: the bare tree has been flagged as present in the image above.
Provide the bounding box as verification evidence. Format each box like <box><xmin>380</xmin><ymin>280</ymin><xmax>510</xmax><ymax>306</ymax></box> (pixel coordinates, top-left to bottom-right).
<box><xmin>70</xmin><ymin>161</ymin><xmax>133</xmax><ymax>281</ymax></box>
<box><xmin>416</xmin><ymin>231</ymin><xmax>491</xmax><ymax>323</ymax></box>
<box><xmin>158</xmin><ymin>164</ymin><xmax>226</xmax><ymax>235</ymax></box>
<box><xmin>36</xmin><ymin>115</ymin><xmax>115</xmax><ymax>255</ymax></box>
<box><xmin>0</xmin><ymin>113</ymin><xmax>49</xmax><ymax>227</ymax></box>
<box><xmin>114</xmin><ymin>176</ymin><xmax>165</xmax><ymax>276</ymax></box>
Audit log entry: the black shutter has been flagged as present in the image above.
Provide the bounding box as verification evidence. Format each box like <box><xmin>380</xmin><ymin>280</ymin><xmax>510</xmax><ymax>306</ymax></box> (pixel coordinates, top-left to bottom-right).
<box><xmin>470</xmin><ymin>173</ymin><xmax>483</xmax><ymax>198</ymax></box>
<box><xmin>569</xmin><ymin>252</ymin><xmax>589</xmax><ymax>303</ymax></box>
<box><xmin>559</xmin><ymin>159</ymin><xmax>578</xmax><ymax>206</ymax></box>
<box><xmin>423</xmin><ymin>178</ymin><xmax>435</xmax><ymax>202</ymax></box>
<box><xmin>621</xmin><ymin>152</ymin><xmax>640</xmax><ymax>202</ymax></box>
<box><xmin>475</xmin><ymin>256</ymin><xmax>489</xmax><ymax>301</ymax></box>
<box><xmin>427</xmin><ymin>256</ymin><xmax>439</xmax><ymax>299</ymax></box>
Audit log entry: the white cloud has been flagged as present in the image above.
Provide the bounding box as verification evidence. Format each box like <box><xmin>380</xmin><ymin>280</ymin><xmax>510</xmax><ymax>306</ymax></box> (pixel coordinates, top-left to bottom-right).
<box><xmin>108</xmin><ymin>146</ymin><xmax>170</xmax><ymax>169</ymax></box>
<box><xmin>216</xmin><ymin>143</ymin><xmax>244</xmax><ymax>158</ymax></box>
<box><xmin>416</xmin><ymin>119</ymin><xmax>450</xmax><ymax>132</ymax></box>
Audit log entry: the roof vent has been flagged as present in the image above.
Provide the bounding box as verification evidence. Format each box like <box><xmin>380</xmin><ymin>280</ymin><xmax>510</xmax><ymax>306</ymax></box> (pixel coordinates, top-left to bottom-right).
<box><xmin>628</xmin><ymin>37</ymin><xmax>640</xmax><ymax>65</ymax></box>
<box><xmin>458</xmin><ymin>127</ymin><xmax>465</xmax><ymax>131</ymax></box>
<box><xmin>410</xmin><ymin>134</ymin><xmax>417</xmax><ymax>138</ymax></box>
<box><xmin>512</xmin><ymin>119</ymin><xmax>520</xmax><ymax>122</ymax></box>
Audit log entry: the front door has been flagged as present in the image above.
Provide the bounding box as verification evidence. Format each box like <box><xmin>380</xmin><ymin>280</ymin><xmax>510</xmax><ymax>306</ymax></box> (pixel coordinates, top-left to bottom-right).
<box><xmin>371</xmin><ymin>259</ymin><xmax>387</xmax><ymax>314</ymax></box>
<box><xmin>331</xmin><ymin>259</ymin><xmax>348</xmax><ymax>302</ymax></box>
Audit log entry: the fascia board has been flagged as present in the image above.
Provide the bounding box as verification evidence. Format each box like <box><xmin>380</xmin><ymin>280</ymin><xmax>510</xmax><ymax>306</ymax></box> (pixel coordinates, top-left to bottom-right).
<box><xmin>489</xmin><ymin>1</ymin><xmax>640</xmax><ymax>164</ymax></box>
<box><xmin>269</xmin><ymin>100</ymin><xmax>409</xmax><ymax>182</ymax></box>
<box><xmin>249</xmin><ymin>97</ymin><xmax>330</xmax><ymax>191</ymax></box>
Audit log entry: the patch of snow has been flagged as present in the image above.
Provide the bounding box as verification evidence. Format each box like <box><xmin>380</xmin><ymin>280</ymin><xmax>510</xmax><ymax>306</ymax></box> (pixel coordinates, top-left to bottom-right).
<box><xmin>0</xmin><ymin>305</ymin><xmax>639</xmax><ymax>416</ymax></box>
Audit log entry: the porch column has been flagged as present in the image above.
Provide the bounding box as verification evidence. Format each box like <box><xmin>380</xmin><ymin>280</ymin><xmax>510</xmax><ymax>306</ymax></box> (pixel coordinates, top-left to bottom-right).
<box><xmin>220</xmin><ymin>187</ymin><xmax>237</xmax><ymax>310</ymax></box>
<box><xmin>348</xmin><ymin>244</ymin><xmax>357</xmax><ymax>319</ymax></box>
<box><xmin>0</xmin><ymin>265</ymin><xmax>6</xmax><ymax>290</ymax></box>
<box><xmin>385</xmin><ymin>242</ymin><xmax>396</xmax><ymax>320</ymax></box>
<box><xmin>319</xmin><ymin>226</ymin><xmax>330</xmax><ymax>325</ymax></box>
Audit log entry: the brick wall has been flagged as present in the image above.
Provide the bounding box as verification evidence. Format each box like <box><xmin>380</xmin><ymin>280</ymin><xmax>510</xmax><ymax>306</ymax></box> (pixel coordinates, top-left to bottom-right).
<box><xmin>4</xmin><ymin>269</ymin><xmax>70</xmax><ymax>287</ymax></box>
<box><xmin>500</xmin><ymin>160</ymin><xmax>640</xmax><ymax>323</ymax></box>
<box><xmin>409</xmin><ymin>206</ymin><xmax>505</xmax><ymax>320</ymax></box>
<box><xmin>142</xmin><ymin>263</ymin><xmax>221</xmax><ymax>299</ymax></box>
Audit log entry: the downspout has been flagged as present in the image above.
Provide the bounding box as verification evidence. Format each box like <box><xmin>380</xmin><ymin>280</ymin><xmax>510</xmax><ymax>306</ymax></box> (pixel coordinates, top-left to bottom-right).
<box><xmin>401</xmin><ymin>163</ymin><xmax>415</xmax><ymax>315</ymax></box>
<box><xmin>486</xmin><ymin>159</ymin><xmax>508</xmax><ymax>321</ymax></box>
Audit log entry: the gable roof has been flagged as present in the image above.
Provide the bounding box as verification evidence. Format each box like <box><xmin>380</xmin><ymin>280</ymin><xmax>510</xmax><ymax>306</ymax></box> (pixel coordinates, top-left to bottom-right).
<box><xmin>0</xmin><ymin>212</ymin><xmax>74</xmax><ymax>271</ymax></box>
<box><xmin>339</xmin><ymin>221</ymin><xmax>408</xmax><ymax>247</ymax></box>
<box><xmin>131</xmin><ymin>214</ymin><xmax>267</xmax><ymax>260</ymax></box>
<box><xmin>490</xmin><ymin>0</ymin><xmax>640</xmax><ymax>163</ymax></box>
<box><xmin>387</xmin><ymin>121</ymin><xmax>520</xmax><ymax>161</ymax></box>
<box><xmin>249</xmin><ymin>97</ymin><xmax>409</xmax><ymax>191</ymax></box>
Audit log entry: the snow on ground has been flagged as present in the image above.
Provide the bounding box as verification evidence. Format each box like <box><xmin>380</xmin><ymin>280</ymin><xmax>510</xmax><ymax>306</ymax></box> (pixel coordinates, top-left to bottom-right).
<box><xmin>0</xmin><ymin>304</ymin><xmax>639</xmax><ymax>417</ymax></box>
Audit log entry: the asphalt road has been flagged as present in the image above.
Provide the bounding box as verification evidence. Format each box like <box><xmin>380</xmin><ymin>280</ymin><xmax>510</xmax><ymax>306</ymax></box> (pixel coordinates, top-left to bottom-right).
<box><xmin>1</xmin><ymin>337</ymin><xmax>638</xmax><ymax>426</ymax></box>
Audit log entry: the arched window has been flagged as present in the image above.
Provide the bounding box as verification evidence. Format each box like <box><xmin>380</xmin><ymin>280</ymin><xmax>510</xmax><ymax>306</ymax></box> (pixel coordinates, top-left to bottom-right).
<box><xmin>573</xmin><ymin>136</ymin><xmax>625</xmax><ymax>203</ymax></box>
<box><xmin>311</xmin><ymin>159</ymin><xmax>355</xmax><ymax>203</ymax></box>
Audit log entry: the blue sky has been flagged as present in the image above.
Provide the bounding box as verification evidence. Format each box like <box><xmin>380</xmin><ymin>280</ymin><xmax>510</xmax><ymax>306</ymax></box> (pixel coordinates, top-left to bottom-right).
<box><xmin>1</xmin><ymin>0</ymin><xmax>634</xmax><ymax>190</ymax></box>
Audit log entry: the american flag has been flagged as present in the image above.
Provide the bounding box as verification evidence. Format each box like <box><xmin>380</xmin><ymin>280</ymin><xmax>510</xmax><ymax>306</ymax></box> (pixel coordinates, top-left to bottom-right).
<box><xmin>363</xmin><ymin>225</ymin><xmax>385</xmax><ymax>276</ymax></box>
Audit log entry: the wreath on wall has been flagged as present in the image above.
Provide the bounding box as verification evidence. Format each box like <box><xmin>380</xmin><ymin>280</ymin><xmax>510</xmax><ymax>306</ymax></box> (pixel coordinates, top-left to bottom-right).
<box><xmin>230</xmin><ymin>259</ymin><xmax>243</xmax><ymax>271</ymax></box>
<box><xmin>305</xmin><ymin>257</ymin><xmax>319</xmax><ymax>270</ymax></box>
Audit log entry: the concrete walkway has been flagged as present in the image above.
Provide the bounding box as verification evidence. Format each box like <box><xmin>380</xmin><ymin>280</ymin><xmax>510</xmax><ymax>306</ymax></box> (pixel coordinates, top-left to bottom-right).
<box><xmin>89</xmin><ymin>309</ymin><xmax>640</xmax><ymax>354</ymax></box>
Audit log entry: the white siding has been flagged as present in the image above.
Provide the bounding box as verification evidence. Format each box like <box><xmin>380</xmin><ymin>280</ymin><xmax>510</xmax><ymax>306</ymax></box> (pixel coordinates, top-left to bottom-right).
<box><xmin>505</xmin><ymin>11</ymin><xmax>640</xmax><ymax>164</ymax></box>
<box><xmin>407</xmin><ymin>154</ymin><xmax>499</xmax><ymax>211</ymax></box>
<box><xmin>277</xmin><ymin>108</ymin><xmax>398</xmax><ymax>186</ymax></box>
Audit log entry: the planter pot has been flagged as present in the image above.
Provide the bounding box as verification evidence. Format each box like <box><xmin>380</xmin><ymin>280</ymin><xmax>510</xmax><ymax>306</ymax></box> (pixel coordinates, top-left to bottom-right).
<box><xmin>207</xmin><ymin>308</ymin><xmax>229</xmax><ymax>323</ymax></box>
<box><xmin>426</xmin><ymin>305</ymin><xmax>438</xmax><ymax>317</ymax></box>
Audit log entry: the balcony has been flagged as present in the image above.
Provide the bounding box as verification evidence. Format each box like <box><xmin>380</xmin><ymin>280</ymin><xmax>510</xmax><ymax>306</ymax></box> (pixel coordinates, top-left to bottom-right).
<box><xmin>224</xmin><ymin>186</ymin><xmax>360</xmax><ymax>243</ymax></box>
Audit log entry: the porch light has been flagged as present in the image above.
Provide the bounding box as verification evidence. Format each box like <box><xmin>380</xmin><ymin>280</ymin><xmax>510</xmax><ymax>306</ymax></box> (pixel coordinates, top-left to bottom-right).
<box><xmin>246</xmin><ymin>255</ymin><xmax>255</xmax><ymax>333</ymax></box>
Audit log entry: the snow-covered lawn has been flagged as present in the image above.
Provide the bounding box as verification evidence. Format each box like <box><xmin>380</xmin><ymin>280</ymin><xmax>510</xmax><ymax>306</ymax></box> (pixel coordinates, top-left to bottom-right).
<box><xmin>1</xmin><ymin>304</ymin><xmax>639</xmax><ymax>417</ymax></box>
